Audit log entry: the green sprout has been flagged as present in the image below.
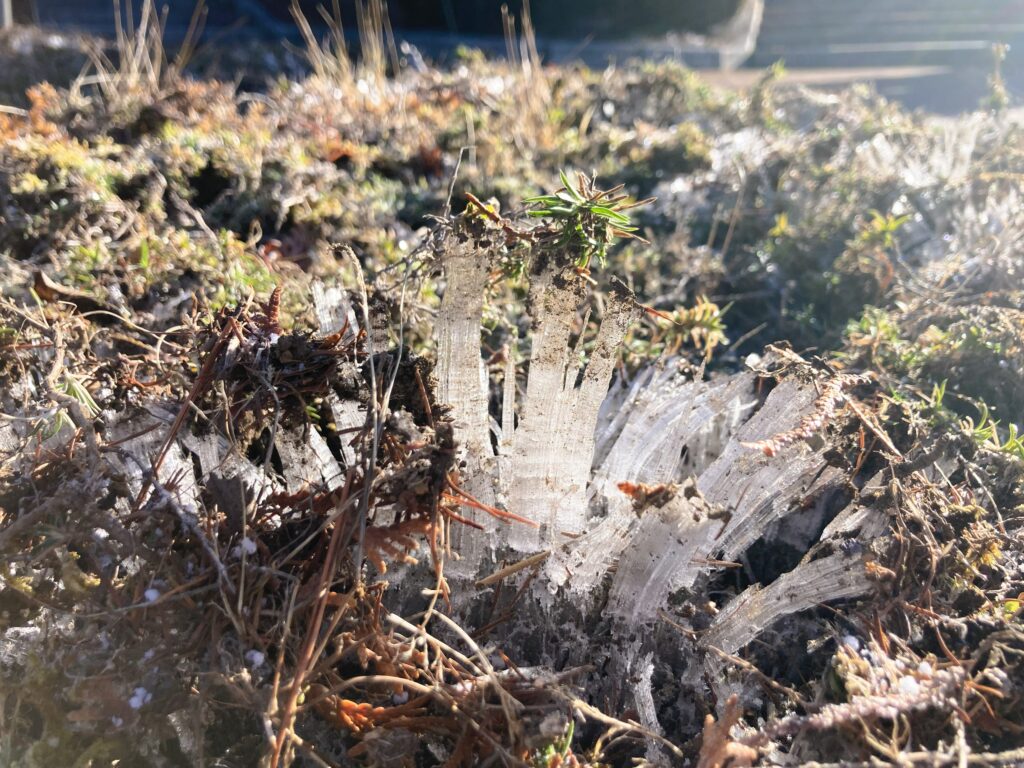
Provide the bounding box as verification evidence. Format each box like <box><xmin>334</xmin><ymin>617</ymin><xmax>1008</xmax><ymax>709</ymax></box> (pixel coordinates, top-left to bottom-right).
<box><xmin>768</xmin><ymin>211</ymin><xmax>790</xmax><ymax>238</ymax></box>
<box><xmin>857</xmin><ymin>210</ymin><xmax>909</xmax><ymax>249</ymax></box>
<box><xmin>0</xmin><ymin>326</ymin><xmax>19</xmax><ymax>348</ymax></box>
<box><xmin>526</xmin><ymin>171</ymin><xmax>652</xmax><ymax>271</ymax></box>
<box><xmin>59</xmin><ymin>373</ymin><xmax>101</xmax><ymax>418</ymax></box>
<box><xmin>961</xmin><ymin>402</ymin><xmax>1024</xmax><ymax>461</ymax></box>
<box><xmin>530</xmin><ymin>719</ymin><xmax>575</xmax><ymax>768</ymax></box>
<box><xmin>38</xmin><ymin>373</ymin><xmax>101</xmax><ymax>438</ymax></box>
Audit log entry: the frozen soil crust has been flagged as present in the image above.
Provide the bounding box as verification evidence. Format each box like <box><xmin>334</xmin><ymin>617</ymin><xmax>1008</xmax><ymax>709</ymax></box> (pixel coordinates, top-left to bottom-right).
<box><xmin>0</xmin><ymin>16</ymin><xmax>1023</xmax><ymax>768</ymax></box>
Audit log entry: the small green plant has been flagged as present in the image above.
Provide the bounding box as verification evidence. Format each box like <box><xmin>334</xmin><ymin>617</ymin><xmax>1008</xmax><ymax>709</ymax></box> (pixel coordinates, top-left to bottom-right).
<box><xmin>768</xmin><ymin>211</ymin><xmax>790</xmax><ymax>238</ymax></box>
<box><xmin>844</xmin><ymin>307</ymin><xmax>936</xmax><ymax>373</ymax></box>
<box><xmin>39</xmin><ymin>373</ymin><xmax>100</xmax><ymax>438</ymax></box>
<box><xmin>672</xmin><ymin>295</ymin><xmax>730</xmax><ymax>358</ymax></box>
<box><xmin>961</xmin><ymin>402</ymin><xmax>1024</xmax><ymax>461</ymax></box>
<box><xmin>924</xmin><ymin>379</ymin><xmax>948</xmax><ymax>415</ymax></box>
<box><xmin>857</xmin><ymin>210</ymin><xmax>909</xmax><ymax>249</ymax></box>
<box><xmin>624</xmin><ymin>295</ymin><xmax>729</xmax><ymax>366</ymax></box>
<box><xmin>526</xmin><ymin>171</ymin><xmax>651</xmax><ymax>271</ymax></box>
<box><xmin>1004</xmin><ymin>596</ymin><xmax>1022</xmax><ymax>621</ymax></box>
<box><xmin>530</xmin><ymin>720</ymin><xmax>575</xmax><ymax>768</ymax></box>
<box><xmin>137</xmin><ymin>238</ymin><xmax>151</xmax><ymax>272</ymax></box>
<box><xmin>0</xmin><ymin>326</ymin><xmax>19</xmax><ymax>348</ymax></box>
<box><xmin>749</xmin><ymin>59</ymin><xmax>787</xmax><ymax>129</ymax></box>
<box><xmin>59</xmin><ymin>373</ymin><xmax>100</xmax><ymax>418</ymax></box>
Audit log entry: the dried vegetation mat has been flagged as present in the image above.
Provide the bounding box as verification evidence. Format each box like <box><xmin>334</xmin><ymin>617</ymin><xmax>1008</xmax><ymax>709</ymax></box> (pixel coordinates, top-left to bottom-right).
<box><xmin>1</xmin><ymin>3</ymin><xmax>1023</xmax><ymax>766</ymax></box>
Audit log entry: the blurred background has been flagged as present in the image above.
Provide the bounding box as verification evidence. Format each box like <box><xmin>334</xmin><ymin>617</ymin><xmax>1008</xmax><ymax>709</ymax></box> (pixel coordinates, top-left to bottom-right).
<box><xmin>1</xmin><ymin>0</ymin><xmax>1022</xmax><ymax>112</ymax></box>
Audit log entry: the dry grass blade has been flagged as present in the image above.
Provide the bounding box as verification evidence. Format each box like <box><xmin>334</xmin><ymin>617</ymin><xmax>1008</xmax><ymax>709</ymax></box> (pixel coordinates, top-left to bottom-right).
<box><xmin>292</xmin><ymin>0</ymin><xmax>352</xmax><ymax>83</ymax></box>
<box><xmin>292</xmin><ymin>0</ymin><xmax>398</xmax><ymax>87</ymax></box>
<box><xmin>72</xmin><ymin>0</ymin><xmax>205</xmax><ymax>111</ymax></box>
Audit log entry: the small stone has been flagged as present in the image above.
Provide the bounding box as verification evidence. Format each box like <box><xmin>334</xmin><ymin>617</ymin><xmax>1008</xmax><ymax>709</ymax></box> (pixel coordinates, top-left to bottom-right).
<box><xmin>128</xmin><ymin>687</ymin><xmax>152</xmax><ymax>710</ymax></box>
<box><xmin>245</xmin><ymin>649</ymin><xmax>265</xmax><ymax>668</ymax></box>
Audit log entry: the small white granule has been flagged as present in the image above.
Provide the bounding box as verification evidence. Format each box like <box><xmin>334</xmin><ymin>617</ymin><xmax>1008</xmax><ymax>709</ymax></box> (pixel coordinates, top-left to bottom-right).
<box><xmin>128</xmin><ymin>687</ymin><xmax>152</xmax><ymax>710</ymax></box>
<box><xmin>144</xmin><ymin>588</ymin><xmax>161</xmax><ymax>603</ymax></box>
<box><xmin>841</xmin><ymin>634</ymin><xmax>860</xmax><ymax>651</ymax></box>
<box><xmin>240</xmin><ymin>537</ymin><xmax>257</xmax><ymax>555</ymax></box>
<box><xmin>111</xmin><ymin>716</ymin><xmax>124</xmax><ymax>727</ymax></box>
<box><xmin>898</xmin><ymin>677</ymin><xmax>920</xmax><ymax>696</ymax></box>
<box><xmin>918</xmin><ymin>661</ymin><xmax>933</xmax><ymax>676</ymax></box>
